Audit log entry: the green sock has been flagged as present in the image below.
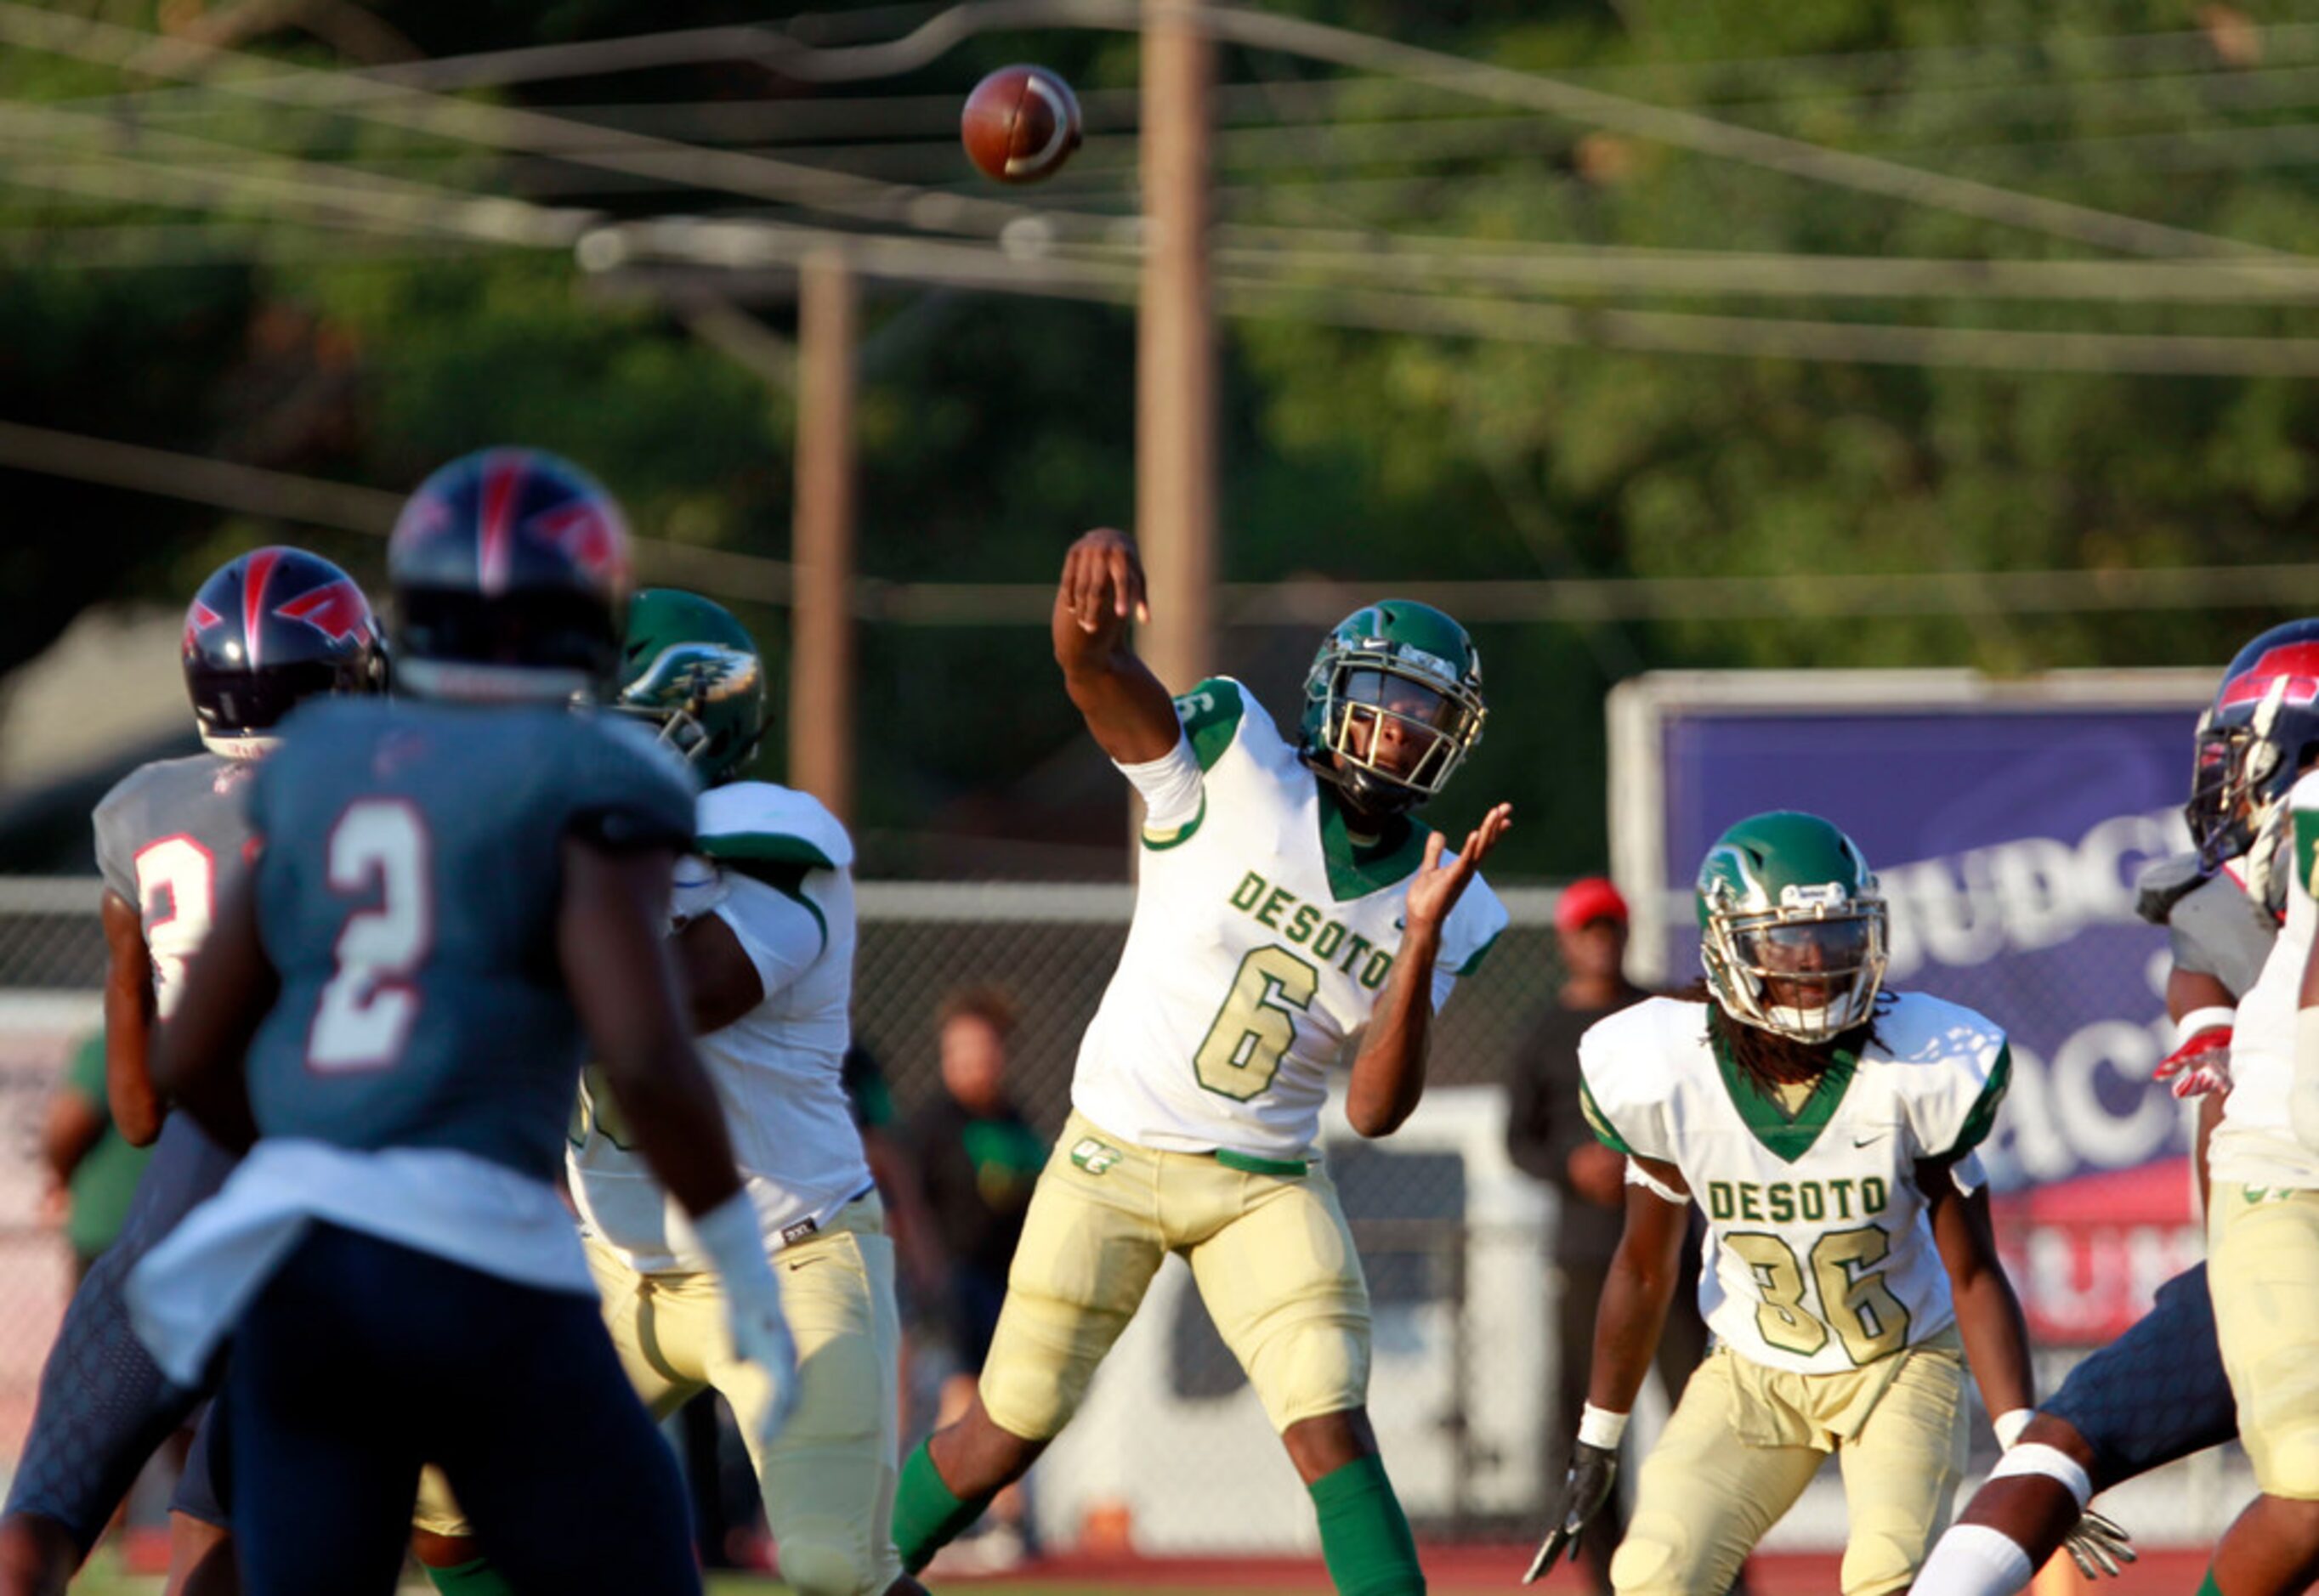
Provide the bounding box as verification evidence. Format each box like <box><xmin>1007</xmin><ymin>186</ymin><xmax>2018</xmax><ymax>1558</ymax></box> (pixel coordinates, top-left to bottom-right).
<box><xmin>423</xmin><ymin>1558</ymin><xmax>518</xmax><ymax>1596</ymax></box>
<box><xmin>892</xmin><ymin>1440</ymin><xmax>991</xmax><ymax>1574</ymax></box>
<box><xmin>1308</xmin><ymin>1455</ymin><xmax>1425</xmax><ymax>1596</ymax></box>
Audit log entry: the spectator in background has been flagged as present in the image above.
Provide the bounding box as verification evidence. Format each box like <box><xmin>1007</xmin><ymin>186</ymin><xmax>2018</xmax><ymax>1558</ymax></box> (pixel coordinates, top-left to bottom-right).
<box><xmin>41</xmin><ymin>1031</ymin><xmax>151</xmax><ymax>1281</ymax></box>
<box><xmin>1505</xmin><ymin>880</ymin><xmax>1723</xmax><ymax>1596</ymax></box>
<box><xmin>908</xmin><ymin>989</ymin><xmax>1046</xmax><ymax>1568</ymax></box>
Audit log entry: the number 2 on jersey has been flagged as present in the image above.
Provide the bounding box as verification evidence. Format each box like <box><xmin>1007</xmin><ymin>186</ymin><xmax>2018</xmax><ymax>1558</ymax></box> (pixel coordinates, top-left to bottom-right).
<box><xmin>308</xmin><ymin>800</ymin><xmax>431</xmax><ymax>1072</ymax></box>
<box><xmin>1194</xmin><ymin>946</ymin><xmax>1318</xmax><ymax>1100</ymax></box>
<box><xmin>134</xmin><ymin>836</ymin><xmax>213</xmax><ymax>1022</ymax></box>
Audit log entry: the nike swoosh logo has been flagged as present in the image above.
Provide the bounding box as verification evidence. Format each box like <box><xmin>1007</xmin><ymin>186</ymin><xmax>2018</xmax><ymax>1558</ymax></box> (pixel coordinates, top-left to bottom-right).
<box><xmin>1852</xmin><ymin>1132</ymin><xmax>1888</xmax><ymax>1148</ymax></box>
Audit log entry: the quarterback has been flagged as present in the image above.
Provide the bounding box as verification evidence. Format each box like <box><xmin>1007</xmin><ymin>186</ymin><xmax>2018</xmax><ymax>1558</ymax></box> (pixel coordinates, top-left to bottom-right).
<box><xmin>1529</xmin><ymin>812</ymin><xmax>2033</xmax><ymax>1596</ymax></box>
<box><xmin>892</xmin><ymin>527</ymin><xmax>1512</xmax><ymax>1596</ymax></box>
<box><xmin>413</xmin><ymin>588</ymin><xmax>915</xmax><ymax>1596</ymax></box>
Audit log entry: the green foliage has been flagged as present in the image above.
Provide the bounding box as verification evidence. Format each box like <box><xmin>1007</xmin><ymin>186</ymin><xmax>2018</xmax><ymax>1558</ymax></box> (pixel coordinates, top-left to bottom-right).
<box><xmin>10</xmin><ymin>0</ymin><xmax>2319</xmax><ymax>876</ymax></box>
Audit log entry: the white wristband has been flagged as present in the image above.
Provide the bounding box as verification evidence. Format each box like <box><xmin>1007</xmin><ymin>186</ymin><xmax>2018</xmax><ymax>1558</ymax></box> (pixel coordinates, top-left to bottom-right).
<box><xmin>2173</xmin><ymin>1005</ymin><xmax>2237</xmax><ymax>1048</ymax></box>
<box><xmin>1993</xmin><ymin>1407</ymin><xmax>2034</xmax><ymax>1450</ymax></box>
<box><xmin>1578</xmin><ymin>1402</ymin><xmax>1630</xmax><ymax>1450</ymax></box>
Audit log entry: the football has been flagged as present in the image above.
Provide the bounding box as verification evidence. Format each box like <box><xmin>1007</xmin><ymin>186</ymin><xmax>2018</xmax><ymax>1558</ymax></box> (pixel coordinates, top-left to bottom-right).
<box><xmin>961</xmin><ymin>64</ymin><xmax>1083</xmax><ymax>185</ymax></box>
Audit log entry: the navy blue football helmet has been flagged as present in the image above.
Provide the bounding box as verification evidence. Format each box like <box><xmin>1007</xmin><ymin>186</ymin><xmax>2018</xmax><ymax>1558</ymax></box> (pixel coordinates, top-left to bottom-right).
<box><xmin>182</xmin><ymin>546</ymin><xmax>387</xmax><ymax>758</ymax></box>
<box><xmin>2190</xmin><ymin>618</ymin><xmax>2319</xmax><ymax>909</ymax></box>
<box><xmin>386</xmin><ymin>448</ymin><xmax>632</xmax><ymax>702</ymax></box>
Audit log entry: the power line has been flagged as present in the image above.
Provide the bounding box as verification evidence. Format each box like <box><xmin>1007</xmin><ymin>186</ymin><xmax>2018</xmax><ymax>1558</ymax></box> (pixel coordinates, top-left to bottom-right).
<box><xmin>5</xmin><ymin>417</ymin><xmax>2313</xmax><ymax>625</ymax></box>
<box><xmin>0</xmin><ymin>421</ymin><xmax>796</xmax><ymax>605</ymax></box>
<box><xmin>14</xmin><ymin>0</ymin><xmax>2280</xmax><ymax>266</ymax></box>
<box><xmin>0</xmin><ymin>98</ymin><xmax>592</xmax><ymax>246</ymax></box>
<box><xmin>584</xmin><ymin>218</ymin><xmax>2319</xmax><ymax>373</ymax></box>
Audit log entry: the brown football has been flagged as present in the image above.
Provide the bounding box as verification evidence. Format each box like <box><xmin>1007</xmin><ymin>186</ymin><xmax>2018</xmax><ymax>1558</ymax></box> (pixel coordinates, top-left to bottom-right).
<box><xmin>961</xmin><ymin>64</ymin><xmax>1083</xmax><ymax>185</ymax></box>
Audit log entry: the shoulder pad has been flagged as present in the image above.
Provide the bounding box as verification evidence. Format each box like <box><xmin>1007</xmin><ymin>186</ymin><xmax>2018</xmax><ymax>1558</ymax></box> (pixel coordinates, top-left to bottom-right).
<box><xmin>1573</xmin><ymin>999</ymin><xmax>1699</xmax><ymax>1162</ymax></box>
<box><xmin>1173</xmin><ymin>677</ymin><xmax>1248</xmax><ymax>772</ymax></box>
<box><xmin>2135</xmin><ymin>852</ymin><xmax>2208</xmax><ymax>925</ymax></box>
<box><xmin>696</xmin><ymin>782</ymin><xmax>854</xmax><ymax>871</ymax></box>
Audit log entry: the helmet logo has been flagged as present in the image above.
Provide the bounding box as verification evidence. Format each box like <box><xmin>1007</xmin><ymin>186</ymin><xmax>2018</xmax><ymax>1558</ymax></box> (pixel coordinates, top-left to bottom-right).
<box><xmin>276</xmin><ymin>578</ymin><xmax>375</xmax><ymax>645</ymax></box>
<box><xmin>183</xmin><ymin>599</ymin><xmax>223</xmax><ymax>654</ymax></box>
<box><xmin>240</xmin><ymin>546</ymin><xmax>282</xmax><ymax>669</ymax></box>
<box><xmin>1781</xmin><ymin>882</ymin><xmax>1849</xmax><ymax>910</ymax></box>
<box><xmin>534</xmin><ymin>501</ymin><xmax>628</xmax><ymax>584</ymax></box>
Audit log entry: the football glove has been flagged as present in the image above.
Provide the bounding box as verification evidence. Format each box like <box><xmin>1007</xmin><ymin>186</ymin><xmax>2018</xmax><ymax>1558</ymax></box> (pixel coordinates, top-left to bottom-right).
<box><xmin>1522</xmin><ymin>1440</ymin><xmax>1617</xmax><ymax>1583</ymax></box>
<box><xmin>2061</xmin><ymin>1508</ymin><xmax>2135</xmax><ymax>1580</ymax></box>
<box><xmin>2153</xmin><ymin>1023</ymin><xmax>2232</xmax><ymax>1099</ymax></box>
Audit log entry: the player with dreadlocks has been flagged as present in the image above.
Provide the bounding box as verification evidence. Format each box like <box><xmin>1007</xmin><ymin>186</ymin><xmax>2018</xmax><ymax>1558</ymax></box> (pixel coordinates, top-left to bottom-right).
<box><xmin>1525</xmin><ymin>811</ymin><xmax>2036</xmax><ymax>1596</ymax></box>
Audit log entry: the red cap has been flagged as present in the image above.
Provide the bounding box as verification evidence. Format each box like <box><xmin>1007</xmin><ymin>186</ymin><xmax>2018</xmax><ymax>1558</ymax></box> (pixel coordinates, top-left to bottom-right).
<box><xmin>1555</xmin><ymin>876</ymin><xmax>1628</xmax><ymax>935</ymax></box>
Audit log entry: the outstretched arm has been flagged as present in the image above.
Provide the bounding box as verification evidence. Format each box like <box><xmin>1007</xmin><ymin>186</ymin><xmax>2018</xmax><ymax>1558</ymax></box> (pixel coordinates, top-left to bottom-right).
<box><xmin>1923</xmin><ymin>1157</ymin><xmax>2035</xmax><ymax>1427</ymax></box>
<box><xmin>101</xmin><ymin>890</ymin><xmax>163</xmax><ymax>1146</ymax></box>
<box><xmin>1344</xmin><ymin>803</ymin><xmax>1513</xmax><ymax>1136</ymax></box>
<box><xmin>1052</xmin><ymin>527</ymin><xmax>1177</xmax><ymax>765</ymax></box>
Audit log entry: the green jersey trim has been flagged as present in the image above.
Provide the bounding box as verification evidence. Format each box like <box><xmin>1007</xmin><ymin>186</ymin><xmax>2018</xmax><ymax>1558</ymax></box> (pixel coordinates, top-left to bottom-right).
<box><xmin>1940</xmin><ymin>1044</ymin><xmax>2013</xmax><ymax>1160</ymax></box>
<box><xmin>1709</xmin><ymin>1025</ymin><xmax>1858</xmax><ymax>1165</ymax></box>
<box><xmin>700</xmin><ymin>830</ymin><xmax>839</xmax><ymax>871</ymax></box>
<box><xmin>1315</xmin><ymin>786</ymin><xmax>1428</xmax><ymax>903</ymax></box>
<box><xmin>1215</xmin><ymin>1148</ymin><xmax>1308</xmax><ymax>1179</ymax></box>
<box><xmin>768</xmin><ymin>876</ymin><xmax>829</xmax><ymax>956</ymax></box>
<box><xmin>2298</xmin><ymin>806</ymin><xmax>2319</xmax><ymax>900</ymax></box>
<box><xmin>1452</xmin><ymin>926</ymin><xmax>1503</xmax><ymax>978</ymax></box>
<box><xmin>1176</xmin><ymin>678</ymin><xmax>1246</xmax><ymax>773</ymax></box>
<box><xmin>1142</xmin><ymin>792</ymin><xmax>1207</xmax><ymax>852</ymax></box>
<box><xmin>1578</xmin><ymin>1076</ymin><xmax>1636</xmax><ymax>1156</ymax></box>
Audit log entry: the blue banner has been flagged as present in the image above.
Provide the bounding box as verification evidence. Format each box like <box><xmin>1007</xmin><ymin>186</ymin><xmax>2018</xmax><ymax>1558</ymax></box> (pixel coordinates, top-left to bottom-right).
<box><xmin>1657</xmin><ymin>704</ymin><xmax>2202</xmax><ymax>1195</ymax></box>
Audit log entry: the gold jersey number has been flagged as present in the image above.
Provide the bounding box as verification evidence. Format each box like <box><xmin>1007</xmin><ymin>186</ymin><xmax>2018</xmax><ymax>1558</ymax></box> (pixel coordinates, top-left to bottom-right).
<box><xmin>1194</xmin><ymin>945</ymin><xmax>1318</xmax><ymax>1100</ymax></box>
<box><xmin>1724</xmin><ymin>1225</ymin><xmax>1912</xmax><ymax>1366</ymax></box>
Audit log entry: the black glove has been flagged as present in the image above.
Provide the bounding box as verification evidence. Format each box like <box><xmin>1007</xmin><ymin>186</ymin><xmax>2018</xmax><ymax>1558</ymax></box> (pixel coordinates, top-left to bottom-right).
<box><xmin>1522</xmin><ymin>1440</ymin><xmax>1619</xmax><ymax>1583</ymax></box>
<box><xmin>2062</xmin><ymin>1508</ymin><xmax>2135</xmax><ymax>1579</ymax></box>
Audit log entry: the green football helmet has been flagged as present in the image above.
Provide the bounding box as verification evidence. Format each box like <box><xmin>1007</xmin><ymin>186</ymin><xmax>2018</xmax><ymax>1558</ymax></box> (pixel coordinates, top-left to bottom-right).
<box><xmin>1297</xmin><ymin>600</ymin><xmax>1486</xmax><ymax>815</ymax></box>
<box><xmin>1697</xmin><ymin>812</ymin><xmax>1888</xmax><ymax>1043</ymax></box>
<box><xmin>614</xmin><ymin>588</ymin><xmax>767</xmax><ymax>785</ymax></box>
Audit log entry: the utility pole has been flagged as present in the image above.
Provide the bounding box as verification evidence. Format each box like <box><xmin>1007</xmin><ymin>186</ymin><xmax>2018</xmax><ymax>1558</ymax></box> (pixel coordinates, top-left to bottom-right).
<box><xmin>789</xmin><ymin>249</ymin><xmax>858</xmax><ymax>826</ymax></box>
<box><xmin>1137</xmin><ymin>0</ymin><xmax>1217</xmax><ymax>697</ymax></box>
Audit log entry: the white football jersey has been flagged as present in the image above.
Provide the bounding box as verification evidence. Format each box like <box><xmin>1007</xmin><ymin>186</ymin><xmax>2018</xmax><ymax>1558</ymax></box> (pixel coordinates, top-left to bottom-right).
<box><xmin>1070</xmin><ymin>677</ymin><xmax>1507</xmax><ymax>1162</ymax></box>
<box><xmin>2211</xmin><ymin>769</ymin><xmax>2319</xmax><ymax>1190</ymax></box>
<box><xmin>570</xmin><ymin>782</ymin><xmax>874</xmax><ymax>1271</ymax></box>
<box><xmin>1580</xmin><ymin>992</ymin><xmax>2010</xmax><ymax>1376</ymax></box>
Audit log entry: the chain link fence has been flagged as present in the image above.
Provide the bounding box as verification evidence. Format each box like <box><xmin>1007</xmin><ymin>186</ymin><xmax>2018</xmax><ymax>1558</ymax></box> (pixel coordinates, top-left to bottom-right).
<box><xmin>0</xmin><ymin>877</ymin><xmax>2251</xmax><ymax>1555</ymax></box>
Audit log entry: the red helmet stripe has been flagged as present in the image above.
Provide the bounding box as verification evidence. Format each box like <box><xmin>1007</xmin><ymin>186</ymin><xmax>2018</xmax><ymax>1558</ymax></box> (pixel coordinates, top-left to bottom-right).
<box><xmin>2219</xmin><ymin>642</ymin><xmax>2319</xmax><ymax>709</ymax></box>
<box><xmin>240</xmin><ymin>547</ymin><xmax>282</xmax><ymax>670</ymax></box>
<box><xmin>276</xmin><ymin>577</ymin><xmax>372</xmax><ymax>644</ymax></box>
<box><xmin>479</xmin><ymin>452</ymin><xmax>524</xmax><ymax>597</ymax></box>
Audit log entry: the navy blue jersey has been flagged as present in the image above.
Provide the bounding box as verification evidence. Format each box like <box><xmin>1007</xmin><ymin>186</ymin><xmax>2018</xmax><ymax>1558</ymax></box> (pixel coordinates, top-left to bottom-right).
<box><xmin>242</xmin><ymin>700</ymin><xmax>695</xmax><ymax>1184</ymax></box>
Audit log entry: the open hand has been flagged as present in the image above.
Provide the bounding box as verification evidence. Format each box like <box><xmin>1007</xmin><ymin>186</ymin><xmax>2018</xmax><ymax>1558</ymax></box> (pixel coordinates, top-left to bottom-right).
<box><xmin>2154</xmin><ymin>1025</ymin><xmax>2231</xmax><ymax>1099</ymax></box>
<box><xmin>2062</xmin><ymin>1508</ymin><xmax>2135</xmax><ymax>1579</ymax></box>
<box><xmin>1405</xmin><ymin>802</ymin><xmax>1512</xmax><ymax>934</ymax></box>
<box><xmin>1059</xmin><ymin>528</ymin><xmax>1150</xmax><ymax>637</ymax></box>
